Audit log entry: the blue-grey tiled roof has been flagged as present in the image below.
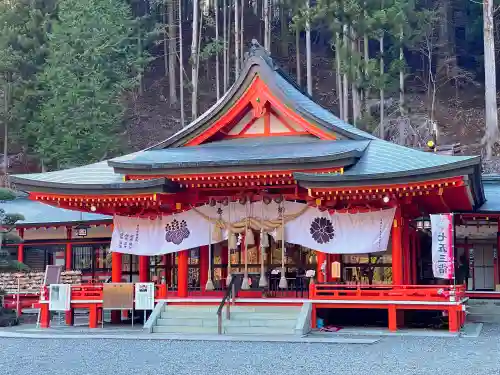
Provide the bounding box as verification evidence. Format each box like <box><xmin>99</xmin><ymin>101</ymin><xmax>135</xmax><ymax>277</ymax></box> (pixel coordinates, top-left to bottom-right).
<box><xmin>110</xmin><ymin>139</ymin><xmax>369</xmax><ymax>169</ymax></box>
<box><xmin>478</xmin><ymin>175</ymin><xmax>500</xmax><ymax>212</ymax></box>
<box><xmin>273</xmin><ymin>72</ymin><xmax>377</xmax><ymax>141</ymax></box>
<box><xmin>0</xmin><ymin>198</ymin><xmax>111</xmax><ymax>225</ymax></box>
<box><xmin>294</xmin><ymin>140</ymin><xmax>479</xmax><ymax>182</ymax></box>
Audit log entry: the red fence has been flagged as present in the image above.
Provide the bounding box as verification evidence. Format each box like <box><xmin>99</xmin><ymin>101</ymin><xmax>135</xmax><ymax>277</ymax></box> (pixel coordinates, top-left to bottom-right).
<box><xmin>310</xmin><ymin>283</ymin><xmax>466</xmax><ymax>302</ymax></box>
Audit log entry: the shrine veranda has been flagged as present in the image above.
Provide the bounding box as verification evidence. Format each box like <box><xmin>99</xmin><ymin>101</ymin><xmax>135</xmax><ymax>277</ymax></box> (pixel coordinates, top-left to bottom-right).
<box><xmin>4</xmin><ymin>43</ymin><xmax>500</xmax><ymax>333</ymax></box>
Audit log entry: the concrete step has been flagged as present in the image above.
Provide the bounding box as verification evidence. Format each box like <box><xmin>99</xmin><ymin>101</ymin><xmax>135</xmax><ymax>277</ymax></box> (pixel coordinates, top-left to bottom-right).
<box><xmin>466</xmin><ymin>307</ymin><xmax>500</xmax><ymax>314</ymax></box>
<box><xmin>224</xmin><ymin>325</ymin><xmax>295</xmax><ymax>335</ymax></box>
<box><xmin>162</xmin><ymin>305</ymin><xmax>301</xmax><ymax>314</ymax></box>
<box><xmin>152</xmin><ymin>325</ymin><xmax>219</xmax><ymax>334</ymax></box>
<box><xmin>467</xmin><ymin>314</ymin><xmax>500</xmax><ymax>323</ymax></box>
<box><xmin>160</xmin><ymin>310</ymin><xmax>298</xmax><ymax>320</ymax></box>
<box><xmin>156</xmin><ymin>318</ymin><xmax>218</xmax><ymax>327</ymax></box>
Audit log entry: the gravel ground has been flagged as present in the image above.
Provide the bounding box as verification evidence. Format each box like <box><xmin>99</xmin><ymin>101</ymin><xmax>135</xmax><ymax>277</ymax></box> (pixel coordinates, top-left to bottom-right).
<box><xmin>1</xmin><ymin>325</ymin><xmax>500</xmax><ymax>375</ymax></box>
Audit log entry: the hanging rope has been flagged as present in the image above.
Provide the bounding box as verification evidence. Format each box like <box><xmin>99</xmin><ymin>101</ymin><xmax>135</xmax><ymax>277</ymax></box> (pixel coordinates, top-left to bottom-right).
<box><xmin>241</xmin><ymin>202</ymin><xmax>250</xmax><ymax>290</ymax></box>
<box><xmin>279</xmin><ymin>201</ymin><xmax>288</xmax><ymax>289</ymax></box>
<box><xmin>258</xmin><ymin>197</ymin><xmax>268</xmax><ymax>288</ymax></box>
<box><xmin>226</xmin><ymin>200</ymin><xmax>233</xmax><ymax>286</ymax></box>
<box><xmin>206</xmin><ymin>219</ymin><xmax>215</xmax><ymax>291</ymax></box>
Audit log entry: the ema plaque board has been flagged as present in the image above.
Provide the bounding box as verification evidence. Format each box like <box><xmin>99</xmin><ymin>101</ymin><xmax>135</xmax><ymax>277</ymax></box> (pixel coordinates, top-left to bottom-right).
<box><xmin>102</xmin><ymin>283</ymin><xmax>134</xmax><ymax>310</ymax></box>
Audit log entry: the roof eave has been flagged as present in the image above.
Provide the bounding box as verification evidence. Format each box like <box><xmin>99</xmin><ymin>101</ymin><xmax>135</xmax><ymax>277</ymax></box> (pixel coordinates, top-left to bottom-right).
<box><xmin>10</xmin><ymin>176</ymin><xmax>179</xmax><ymax>195</ymax></box>
<box><xmin>295</xmin><ymin>161</ymin><xmax>479</xmax><ymax>189</ymax></box>
<box><xmin>108</xmin><ymin>150</ymin><xmax>365</xmax><ymax>174</ymax></box>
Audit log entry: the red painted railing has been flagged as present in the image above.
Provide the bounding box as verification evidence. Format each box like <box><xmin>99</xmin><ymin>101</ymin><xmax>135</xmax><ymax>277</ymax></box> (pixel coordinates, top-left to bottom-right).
<box><xmin>309</xmin><ymin>283</ymin><xmax>466</xmax><ymax>302</ymax></box>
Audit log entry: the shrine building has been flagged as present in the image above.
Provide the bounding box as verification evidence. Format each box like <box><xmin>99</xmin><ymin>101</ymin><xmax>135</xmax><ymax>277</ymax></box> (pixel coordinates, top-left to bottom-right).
<box><xmin>7</xmin><ymin>42</ymin><xmax>500</xmax><ymax>333</ymax></box>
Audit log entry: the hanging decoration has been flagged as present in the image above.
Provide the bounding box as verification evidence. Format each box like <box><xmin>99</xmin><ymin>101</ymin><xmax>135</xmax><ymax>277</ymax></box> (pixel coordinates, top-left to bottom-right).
<box><xmin>205</xmin><ymin>219</ymin><xmax>215</xmax><ymax>291</ymax></box>
<box><xmin>226</xmin><ymin>199</ymin><xmax>233</xmax><ymax>286</ymax></box>
<box><xmin>258</xmin><ymin>197</ymin><xmax>268</xmax><ymax>288</ymax></box>
<box><xmin>110</xmin><ymin>201</ymin><xmax>394</xmax><ymax>256</ymax></box>
<box><xmin>278</xmin><ymin>200</ymin><xmax>288</xmax><ymax>289</ymax></box>
<box><xmin>241</xmin><ymin>202</ymin><xmax>251</xmax><ymax>290</ymax></box>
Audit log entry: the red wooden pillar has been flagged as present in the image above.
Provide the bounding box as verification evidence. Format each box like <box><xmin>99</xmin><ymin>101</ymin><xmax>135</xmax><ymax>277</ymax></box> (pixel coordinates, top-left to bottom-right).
<box><xmin>316</xmin><ymin>251</ymin><xmax>326</xmax><ymax>283</ymax></box>
<box><xmin>39</xmin><ymin>303</ymin><xmax>50</xmax><ymax>328</ymax></box>
<box><xmin>177</xmin><ymin>250</ymin><xmax>189</xmax><ymax>297</ymax></box>
<box><xmin>199</xmin><ymin>246</ymin><xmax>208</xmax><ymax>291</ymax></box>
<box><xmin>111</xmin><ymin>252</ymin><xmax>123</xmax><ymax>324</ymax></box>
<box><xmin>138</xmin><ymin>256</ymin><xmax>149</xmax><ymax>282</ymax></box>
<box><xmin>402</xmin><ymin>218</ymin><xmax>411</xmax><ymax>285</ymax></box>
<box><xmin>411</xmin><ymin>230</ymin><xmax>418</xmax><ymax>284</ymax></box>
<box><xmin>17</xmin><ymin>228</ymin><xmax>24</xmax><ymax>263</ymax></box>
<box><xmin>496</xmin><ymin>222</ymin><xmax>500</xmax><ymax>287</ymax></box>
<box><xmin>392</xmin><ymin>207</ymin><xmax>403</xmax><ymax>285</ymax></box>
<box><xmin>65</xmin><ymin>226</ymin><xmax>72</xmax><ymax>271</ymax></box>
<box><xmin>64</xmin><ymin>227</ymin><xmax>73</xmax><ymax>325</ymax></box>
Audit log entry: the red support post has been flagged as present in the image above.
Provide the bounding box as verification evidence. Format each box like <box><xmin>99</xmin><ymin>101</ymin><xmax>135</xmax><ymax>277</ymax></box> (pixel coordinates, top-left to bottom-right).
<box><xmin>411</xmin><ymin>230</ymin><xmax>418</xmax><ymax>284</ymax></box>
<box><xmin>199</xmin><ymin>246</ymin><xmax>209</xmax><ymax>291</ymax></box>
<box><xmin>65</xmin><ymin>226</ymin><xmax>72</xmax><ymax>271</ymax></box>
<box><xmin>388</xmin><ymin>305</ymin><xmax>397</xmax><ymax>332</ymax></box>
<box><xmin>448</xmin><ymin>307</ymin><xmax>459</xmax><ymax>333</ymax></box>
<box><xmin>178</xmin><ymin>250</ymin><xmax>189</xmax><ymax>298</ymax></box>
<box><xmin>89</xmin><ymin>304</ymin><xmax>98</xmax><ymax>329</ymax></box>
<box><xmin>17</xmin><ymin>228</ymin><xmax>24</xmax><ymax>263</ymax></box>
<box><xmin>65</xmin><ymin>308</ymin><xmax>74</xmax><ymax>326</ymax></box>
<box><xmin>316</xmin><ymin>251</ymin><xmax>326</xmax><ymax>283</ymax></box>
<box><xmin>392</xmin><ymin>207</ymin><xmax>403</xmax><ymax>285</ymax></box>
<box><xmin>40</xmin><ymin>303</ymin><xmax>50</xmax><ymax>328</ymax></box>
<box><xmin>496</xmin><ymin>222</ymin><xmax>500</xmax><ymax>288</ymax></box>
<box><xmin>111</xmin><ymin>252</ymin><xmax>122</xmax><ymax>324</ymax></box>
<box><xmin>402</xmin><ymin>219</ymin><xmax>411</xmax><ymax>285</ymax></box>
<box><xmin>139</xmin><ymin>256</ymin><xmax>149</xmax><ymax>282</ymax></box>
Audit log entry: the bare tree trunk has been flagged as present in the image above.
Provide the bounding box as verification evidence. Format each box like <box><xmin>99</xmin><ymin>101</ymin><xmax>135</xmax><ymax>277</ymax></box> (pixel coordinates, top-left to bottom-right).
<box><xmin>223</xmin><ymin>0</ymin><xmax>228</xmax><ymax>91</ymax></box>
<box><xmin>3</xmin><ymin>83</ymin><xmax>8</xmax><ymax>176</ymax></box>
<box><xmin>399</xmin><ymin>25</ymin><xmax>405</xmax><ymax>116</ymax></box>
<box><xmin>179</xmin><ymin>0</ymin><xmax>185</xmax><ymax>126</ymax></box>
<box><xmin>167</xmin><ymin>0</ymin><xmax>177</xmax><ymax>104</ymax></box>
<box><xmin>137</xmin><ymin>27</ymin><xmax>143</xmax><ymax>95</ymax></box>
<box><xmin>191</xmin><ymin>0</ymin><xmax>199</xmax><ymax>119</ymax></box>
<box><xmin>296</xmin><ymin>29</ymin><xmax>301</xmax><ymax>86</ymax></box>
<box><xmin>483</xmin><ymin>0</ymin><xmax>499</xmax><ymax>159</ymax></box>
<box><xmin>235</xmin><ymin>0</ymin><xmax>240</xmax><ymax>78</ymax></box>
<box><xmin>351</xmin><ymin>28</ymin><xmax>360</xmax><ymax>125</ymax></box>
<box><xmin>305</xmin><ymin>0</ymin><xmax>312</xmax><ymax>95</ymax></box>
<box><xmin>215</xmin><ymin>0</ymin><xmax>220</xmax><ymax>99</ymax></box>
<box><xmin>264</xmin><ymin>0</ymin><xmax>269</xmax><ymax>50</ymax></box>
<box><xmin>335</xmin><ymin>32</ymin><xmax>343</xmax><ymax>120</ymax></box>
<box><xmin>342</xmin><ymin>24</ymin><xmax>349</xmax><ymax>121</ymax></box>
<box><xmin>163</xmin><ymin>4</ymin><xmax>168</xmax><ymax>78</ymax></box>
<box><xmin>363</xmin><ymin>32</ymin><xmax>368</xmax><ymax>113</ymax></box>
<box><xmin>240</xmin><ymin>0</ymin><xmax>244</xmax><ymax>63</ymax></box>
<box><xmin>227</xmin><ymin>0</ymin><xmax>232</xmax><ymax>83</ymax></box>
<box><xmin>379</xmin><ymin>28</ymin><xmax>384</xmax><ymax>139</ymax></box>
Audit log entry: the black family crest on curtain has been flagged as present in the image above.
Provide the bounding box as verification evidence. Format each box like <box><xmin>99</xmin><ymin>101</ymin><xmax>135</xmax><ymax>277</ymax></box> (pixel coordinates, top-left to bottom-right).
<box><xmin>310</xmin><ymin>217</ymin><xmax>335</xmax><ymax>244</ymax></box>
<box><xmin>165</xmin><ymin>219</ymin><xmax>190</xmax><ymax>245</ymax></box>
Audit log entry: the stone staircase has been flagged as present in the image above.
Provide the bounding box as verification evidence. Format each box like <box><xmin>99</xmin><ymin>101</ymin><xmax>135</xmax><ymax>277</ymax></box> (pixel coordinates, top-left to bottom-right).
<box><xmin>151</xmin><ymin>305</ymin><xmax>303</xmax><ymax>335</ymax></box>
<box><xmin>466</xmin><ymin>299</ymin><xmax>500</xmax><ymax>323</ymax></box>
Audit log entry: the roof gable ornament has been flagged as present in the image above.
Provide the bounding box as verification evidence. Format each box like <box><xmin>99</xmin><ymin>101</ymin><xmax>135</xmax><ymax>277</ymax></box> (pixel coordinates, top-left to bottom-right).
<box><xmin>244</xmin><ymin>39</ymin><xmax>277</xmax><ymax>71</ymax></box>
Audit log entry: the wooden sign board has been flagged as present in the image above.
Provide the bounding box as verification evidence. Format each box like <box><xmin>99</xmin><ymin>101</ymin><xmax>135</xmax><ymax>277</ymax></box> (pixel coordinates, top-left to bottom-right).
<box><xmin>43</xmin><ymin>265</ymin><xmax>62</xmax><ymax>286</ymax></box>
<box><xmin>102</xmin><ymin>283</ymin><xmax>134</xmax><ymax>310</ymax></box>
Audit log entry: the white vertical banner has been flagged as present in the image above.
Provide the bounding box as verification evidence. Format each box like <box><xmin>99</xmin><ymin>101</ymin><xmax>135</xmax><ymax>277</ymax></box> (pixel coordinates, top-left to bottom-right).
<box><xmin>431</xmin><ymin>214</ymin><xmax>454</xmax><ymax>279</ymax></box>
<box><xmin>48</xmin><ymin>284</ymin><xmax>71</xmax><ymax>311</ymax></box>
<box><xmin>135</xmin><ymin>283</ymin><xmax>155</xmax><ymax>310</ymax></box>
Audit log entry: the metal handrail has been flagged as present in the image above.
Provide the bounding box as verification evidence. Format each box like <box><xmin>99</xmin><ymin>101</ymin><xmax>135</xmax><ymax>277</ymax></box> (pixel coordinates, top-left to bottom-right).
<box><xmin>216</xmin><ymin>274</ymin><xmax>242</xmax><ymax>335</ymax></box>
